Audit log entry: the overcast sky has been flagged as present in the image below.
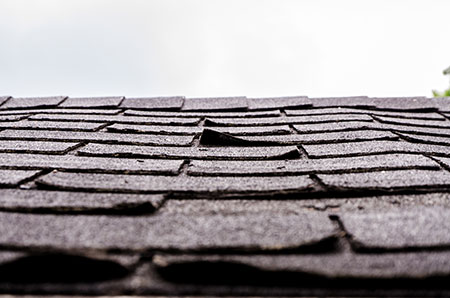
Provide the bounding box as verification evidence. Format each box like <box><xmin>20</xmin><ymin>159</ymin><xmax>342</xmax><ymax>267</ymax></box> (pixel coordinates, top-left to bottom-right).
<box><xmin>0</xmin><ymin>0</ymin><xmax>449</xmax><ymax>98</ymax></box>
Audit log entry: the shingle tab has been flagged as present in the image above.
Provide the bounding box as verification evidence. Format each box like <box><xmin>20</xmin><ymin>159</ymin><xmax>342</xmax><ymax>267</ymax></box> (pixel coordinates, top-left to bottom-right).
<box><xmin>182</xmin><ymin>97</ymin><xmax>248</xmax><ymax>111</ymax></box>
<box><xmin>0</xmin><ymin>120</ymin><xmax>105</xmax><ymax>131</ymax></box>
<box><xmin>318</xmin><ymin>169</ymin><xmax>450</xmax><ymax>190</ymax></box>
<box><xmin>0</xmin><ymin>140</ymin><xmax>80</xmax><ymax>154</ymax></box>
<box><xmin>0</xmin><ymin>189</ymin><xmax>164</xmax><ymax>213</ymax></box>
<box><xmin>0</xmin><ymin>115</ymin><xmax>28</xmax><ymax>122</ymax></box>
<box><xmin>0</xmin><ymin>96</ymin><xmax>66</xmax><ymax>110</ymax></box>
<box><xmin>0</xmin><ymin>130</ymin><xmax>194</xmax><ymax>146</ymax></box>
<box><xmin>29</xmin><ymin>114</ymin><xmax>201</xmax><ymax>125</ymax></box>
<box><xmin>0</xmin><ymin>153</ymin><xmax>184</xmax><ymax>175</ymax></box>
<box><xmin>0</xmin><ymin>96</ymin><xmax>10</xmax><ymax>106</ymax></box>
<box><xmin>187</xmin><ymin>154</ymin><xmax>439</xmax><ymax>176</ymax></box>
<box><xmin>124</xmin><ymin>109</ymin><xmax>281</xmax><ymax>118</ymax></box>
<box><xmin>293</xmin><ymin>121</ymin><xmax>376</xmax><ymax>133</ymax></box>
<box><xmin>247</xmin><ymin>96</ymin><xmax>311</xmax><ymax>110</ymax></box>
<box><xmin>206</xmin><ymin>114</ymin><xmax>373</xmax><ymax>126</ymax></box>
<box><xmin>0</xmin><ymin>169</ymin><xmax>41</xmax><ymax>186</ymax></box>
<box><xmin>397</xmin><ymin>132</ymin><xmax>450</xmax><ymax>146</ymax></box>
<box><xmin>0</xmin><ymin>211</ymin><xmax>336</xmax><ymax>251</ymax></box>
<box><xmin>340</xmin><ymin>207</ymin><xmax>450</xmax><ymax>250</ymax></box>
<box><xmin>59</xmin><ymin>96</ymin><xmax>124</xmax><ymax>108</ymax></box>
<box><xmin>431</xmin><ymin>97</ymin><xmax>450</xmax><ymax>112</ymax></box>
<box><xmin>77</xmin><ymin>143</ymin><xmax>300</xmax><ymax>160</ymax></box>
<box><xmin>303</xmin><ymin>140</ymin><xmax>450</xmax><ymax>158</ymax></box>
<box><xmin>120</xmin><ymin>96</ymin><xmax>184</xmax><ymax>110</ymax></box>
<box><xmin>36</xmin><ymin>171</ymin><xmax>315</xmax><ymax>194</ymax></box>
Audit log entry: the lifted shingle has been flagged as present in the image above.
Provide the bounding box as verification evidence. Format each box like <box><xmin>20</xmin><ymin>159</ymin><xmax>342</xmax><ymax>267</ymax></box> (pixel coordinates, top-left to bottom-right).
<box><xmin>187</xmin><ymin>154</ymin><xmax>439</xmax><ymax>176</ymax></box>
<box><xmin>0</xmin><ymin>153</ymin><xmax>184</xmax><ymax>175</ymax></box>
<box><xmin>0</xmin><ymin>189</ymin><xmax>165</xmax><ymax>214</ymax></box>
<box><xmin>370</xmin><ymin>97</ymin><xmax>435</xmax><ymax>111</ymax></box>
<box><xmin>0</xmin><ymin>211</ymin><xmax>337</xmax><ymax>252</ymax></box>
<box><xmin>36</xmin><ymin>171</ymin><xmax>314</xmax><ymax>194</ymax></box>
<box><xmin>77</xmin><ymin>143</ymin><xmax>300</xmax><ymax>160</ymax></box>
<box><xmin>0</xmin><ymin>108</ymin><xmax>122</xmax><ymax>115</ymax></box>
<box><xmin>120</xmin><ymin>96</ymin><xmax>184</xmax><ymax>110</ymax></box>
<box><xmin>0</xmin><ymin>169</ymin><xmax>41</xmax><ymax>186</ymax></box>
<box><xmin>0</xmin><ymin>96</ymin><xmax>10</xmax><ymax>107</ymax></box>
<box><xmin>373</xmin><ymin>115</ymin><xmax>450</xmax><ymax>128</ymax></box>
<box><xmin>340</xmin><ymin>207</ymin><xmax>450</xmax><ymax>250</ymax></box>
<box><xmin>318</xmin><ymin>169</ymin><xmax>450</xmax><ymax>191</ymax></box>
<box><xmin>293</xmin><ymin>121</ymin><xmax>376</xmax><ymax>133</ymax></box>
<box><xmin>182</xmin><ymin>97</ymin><xmax>248</xmax><ymax>111</ymax></box>
<box><xmin>59</xmin><ymin>96</ymin><xmax>124</xmax><ymax>108</ymax></box>
<box><xmin>247</xmin><ymin>96</ymin><xmax>311</xmax><ymax>110</ymax></box>
<box><xmin>397</xmin><ymin>132</ymin><xmax>450</xmax><ymax>146</ymax></box>
<box><xmin>303</xmin><ymin>140</ymin><xmax>450</xmax><ymax>158</ymax></box>
<box><xmin>0</xmin><ymin>130</ymin><xmax>194</xmax><ymax>146</ymax></box>
<box><xmin>0</xmin><ymin>140</ymin><xmax>80</xmax><ymax>154</ymax></box>
<box><xmin>310</xmin><ymin>96</ymin><xmax>373</xmax><ymax>108</ymax></box>
<box><xmin>0</xmin><ymin>96</ymin><xmax>66</xmax><ymax>110</ymax></box>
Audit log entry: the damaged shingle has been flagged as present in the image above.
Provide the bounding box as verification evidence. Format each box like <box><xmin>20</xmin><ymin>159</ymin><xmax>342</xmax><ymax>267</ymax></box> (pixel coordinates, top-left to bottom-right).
<box><xmin>0</xmin><ymin>120</ymin><xmax>105</xmax><ymax>131</ymax></box>
<box><xmin>77</xmin><ymin>143</ymin><xmax>301</xmax><ymax>160</ymax></box>
<box><xmin>0</xmin><ymin>96</ymin><xmax>66</xmax><ymax>110</ymax></box>
<box><xmin>0</xmin><ymin>140</ymin><xmax>81</xmax><ymax>154</ymax></box>
<box><xmin>59</xmin><ymin>96</ymin><xmax>124</xmax><ymax>108</ymax></box>
<box><xmin>0</xmin><ymin>169</ymin><xmax>41</xmax><ymax>186</ymax></box>
<box><xmin>124</xmin><ymin>109</ymin><xmax>281</xmax><ymax>118</ymax></box>
<box><xmin>182</xmin><ymin>97</ymin><xmax>248</xmax><ymax>111</ymax></box>
<box><xmin>247</xmin><ymin>96</ymin><xmax>311</xmax><ymax>110</ymax></box>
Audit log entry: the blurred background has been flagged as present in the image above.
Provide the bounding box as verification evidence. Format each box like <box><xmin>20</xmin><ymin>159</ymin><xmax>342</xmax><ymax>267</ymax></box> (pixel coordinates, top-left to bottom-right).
<box><xmin>0</xmin><ymin>0</ymin><xmax>449</xmax><ymax>98</ymax></box>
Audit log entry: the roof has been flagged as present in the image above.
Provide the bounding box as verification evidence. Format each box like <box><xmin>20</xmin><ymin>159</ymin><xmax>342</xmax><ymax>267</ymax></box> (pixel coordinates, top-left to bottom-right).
<box><xmin>0</xmin><ymin>95</ymin><xmax>450</xmax><ymax>296</ymax></box>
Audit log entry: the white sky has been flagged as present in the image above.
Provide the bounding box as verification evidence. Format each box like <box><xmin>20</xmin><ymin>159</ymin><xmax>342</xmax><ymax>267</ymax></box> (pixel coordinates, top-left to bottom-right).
<box><xmin>0</xmin><ymin>0</ymin><xmax>449</xmax><ymax>98</ymax></box>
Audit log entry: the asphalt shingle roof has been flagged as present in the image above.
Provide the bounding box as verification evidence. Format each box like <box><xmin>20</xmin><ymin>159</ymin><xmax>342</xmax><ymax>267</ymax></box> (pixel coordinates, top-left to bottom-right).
<box><xmin>0</xmin><ymin>95</ymin><xmax>449</xmax><ymax>296</ymax></box>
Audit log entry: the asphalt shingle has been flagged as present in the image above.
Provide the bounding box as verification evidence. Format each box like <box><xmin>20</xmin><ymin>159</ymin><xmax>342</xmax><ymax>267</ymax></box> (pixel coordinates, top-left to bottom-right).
<box><xmin>0</xmin><ymin>211</ymin><xmax>337</xmax><ymax>251</ymax></box>
<box><xmin>0</xmin><ymin>189</ymin><xmax>165</xmax><ymax>213</ymax></box>
<box><xmin>124</xmin><ymin>109</ymin><xmax>281</xmax><ymax>118</ymax></box>
<box><xmin>182</xmin><ymin>97</ymin><xmax>248</xmax><ymax>111</ymax></box>
<box><xmin>0</xmin><ymin>140</ymin><xmax>80</xmax><ymax>154</ymax></box>
<box><xmin>187</xmin><ymin>154</ymin><xmax>439</xmax><ymax>176</ymax></box>
<box><xmin>205</xmin><ymin>114</ymin><xmax>373</xmax><ymax>126</ymax></box>
<box><xmin>340</xmin><ymin>207</ymin><xmax>450</xmax><ymax>250</ymax></box>
<box><xmin>0</xmin><ymin>96</ymin><xmax>66</xmax><ymax>109</ymax></box>
<box><xmin>0</xmin><ymin>130</ymin><xmax>195</xmax><ymax>146</ymax></box>
<box><xmin>77</xmin><ymin>143</ymin><xmax>301</xmax><ymax>160</ymax></box>
<box><xmin>303</xmin><ymin>140</ymin><xmax>450</xmax><ymax>158</ymax></box>
<box><xmin>247</xmin><ymin>96</ymin><xmax>311</xmax><ymax>110</ymax></box>
<box><xmin>0</xmin><ymin>153</ymin><xmax>184</xmax><ymax>175</ymax></box>
<box><xmin>36</xmin><ymin>171</ymin><xmax>315</xmax><ymax>194</ymax></box>
<box><xmin>0</xmin><ymin>108</ymin><xmax>121</xmax><ymax>115</ymax></box>
<box><xmin>120</xmin><ymin>96</ymin><xmax>185</xmax><ymax>110</ymax></box>
<box><xmin>318</xmin><ymin>169</ymin><xmax>450</xmax><ymax>190</ymax></box>
<box><xmin>0</xmin><ymin>169</ymin><xmax>41</xmax><ymax>186</ymax></box>
<box><xmin>309</xmin><ymin>96</ymin><xmax>373</xmax><ymax>108</ymax></box>
<box><xmin>373</xmin><ymin>115</ymin><xmax>450</xmax><ymax>128</ymax></box>
<box><xmin>59</xmin><ymin>96</ymin><xmax>124</xmax><ymax>108</ymax></box>
<box><xmin>0</xmin><ymin>120</ymin><xmax>105</xmax><ymax>131</ymax></box>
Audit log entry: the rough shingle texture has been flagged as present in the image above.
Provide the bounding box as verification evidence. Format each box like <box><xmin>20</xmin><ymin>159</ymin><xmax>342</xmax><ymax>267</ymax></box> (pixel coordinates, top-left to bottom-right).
<box><xmin>0</xmin><ymin>95</ymin><xmax>450</xmax><ymax>297</ymax></box>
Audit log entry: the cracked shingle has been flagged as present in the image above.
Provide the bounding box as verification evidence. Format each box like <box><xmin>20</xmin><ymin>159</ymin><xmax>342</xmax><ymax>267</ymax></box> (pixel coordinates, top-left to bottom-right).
<box><xmin>0</xmin><ymin>169</ymin><xmax>41</xmax><ymax>186</ymax></box>
<box><xmin>36</xmin><ymin>171</ymin><xmax>315</xmax><ymax>194</ymax></box>
<box><xmin>120</xmin><ymin>96</ymin><xmax>184</xmax><ymax>110</ymax></box>
<box><xmin>0</xmin><ymin>189</ymin><xmax>165</xmax><ymax>213</ymax></box>
<box><xmin>247</xmin><ymin>96</ymin><xmax>311</xmax><ymax>110</ymax></box>
<box><xmin>318</xmin><ymin>169</ymin><xmax>450</xmax><ymax>190</ymax></box>
<box><xmin>205</xmin><ymin>114</ymin><xmax>373</xmax><ymax>126</ymax></box>
<box><xmin>187</xmin><ymin>154</ymin><xmax>439</xmax><ymax>176</ymax></box>
<box><xmin>0</xmin><ymin>211</ymin><xmax>336</xmax><ymax>251</ymax></box>
<box><xmin>0</xmin><ymin>96</ymin><xmax>66</xmax><ymax>110</ymax></box>
<box><xmin>0</xmin><ymin>153</ymin><xmax>184</xmax><ymax>175</ymax></box>
<box><xmin>59</xmin><ymin>96</ymin><xmax>124</xmax><ymax>108</ymax></box>
<box><xmin>0</xmin><ymin>140</ymin><xmax>80</xmax><ymax>154</ymax></box>
<box><xmin>340</xmin><ymin>207</ymin><xmax>450</xmax><ymax>250</ymax></box>
<box><xmin>182</xmin><ymin>97</ymin><xmax>248</xmax><ymax>111</ymax></box>
<box><xmin>77</xmin><ymin>143</ymin><xmax>300</xmax><ymax>160</ymax></box>
<box><xmin>0</xmin><ymin>130</ymin><xmax>194</xmax><ymax>146</ymax></box>
<box><xmin>303</xmin><ymin>140</ymin><xmax>450</xmax><ymax>158</ymax></box>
